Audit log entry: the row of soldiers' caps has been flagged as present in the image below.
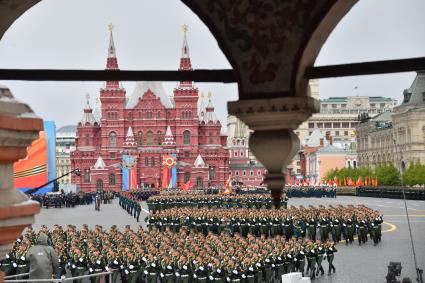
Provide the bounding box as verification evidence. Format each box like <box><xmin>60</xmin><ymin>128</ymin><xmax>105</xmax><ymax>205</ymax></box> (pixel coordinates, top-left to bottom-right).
<box><xmin>146</xmin><ymin>193</ymin><xmax>289</xmax><ymax>212</ymax></box>
<box><xmin>146</xmin><ymin>205</ymin><xmax>383</xmax><ymax>245</ymax></box>
<box><xmin>2</xmin><ymin>225</ymin><xmax>338</xmax><ymax>281</ymax></box>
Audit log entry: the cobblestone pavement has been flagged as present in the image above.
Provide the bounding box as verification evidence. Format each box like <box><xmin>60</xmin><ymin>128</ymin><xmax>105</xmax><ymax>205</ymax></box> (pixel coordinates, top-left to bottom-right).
<box><xmin>33</xmin><ymin>196</ymin><xmax>425</xmax><ymax>283</ymax></box>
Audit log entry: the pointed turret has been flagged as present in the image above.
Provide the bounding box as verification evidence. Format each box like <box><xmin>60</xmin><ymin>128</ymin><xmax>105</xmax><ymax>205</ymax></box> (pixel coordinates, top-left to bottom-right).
<box><xmin>105</xmin><ymin>24</ymin><xmax>120</xmax><ymax>89</ymax></box>
<box><xmin>198</xmin><ymin>92</ymin><xmax>205</xmax><ymax>122</ymax></box>
<box><xmin>93</xmin><ymin>97</ymin><xmax>101</xmax><ymax>122</ymax></box>
<box><xmin>194</xmin><ymin>154</ymin><xmax>207</xmax><ymax>168</ymax></box>
<box><xmin>179</xmin><ymin>24</ymin><xmax>192</xmax><ymax>71</ymax></box>
<box><xmin>178</xmin><ymin>24</ymin><xmax>193</xmax><ymax>89</ymax></box>
<box><xmin>124</xmin><ymin>126</ymin><xmax>137</xmax><ymax>146</ymax></box>
<box><xmin>94</xmin><ymin>156</ymin><xmax>106</xmax><ymax>169</ymax></box>
<box><xmin>163</xmin><ymin>126</ymin><xmax>176</xmax><ymax>146</ymax></box>
<box><xmin>204</xmin><ymin>92</ymin><xmax>219</xmax><ymax>124</ymax></box>
<box><xmin>80</xmin><ymin>93</ymin><xmax>97</xmax><ymax>126</ymax></box>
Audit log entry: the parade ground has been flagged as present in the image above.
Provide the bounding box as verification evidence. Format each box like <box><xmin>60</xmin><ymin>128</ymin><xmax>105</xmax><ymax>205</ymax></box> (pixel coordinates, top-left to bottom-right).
<box><xmin>33</xmin><ymin>196</ymin><xmax>425</xmax><ymax>283</ymax></box>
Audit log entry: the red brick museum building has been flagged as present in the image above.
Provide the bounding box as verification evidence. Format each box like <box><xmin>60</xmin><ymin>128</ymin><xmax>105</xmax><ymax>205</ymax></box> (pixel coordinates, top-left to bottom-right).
<box><xmin>71</xmin><ymin>28</ymin><xmax>229</xmax><ymax>192</ymax></box>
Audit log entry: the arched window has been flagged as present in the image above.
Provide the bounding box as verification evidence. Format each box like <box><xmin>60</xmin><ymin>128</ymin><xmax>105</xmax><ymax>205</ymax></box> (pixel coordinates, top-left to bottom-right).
<box><xmin>139</xmin><ymin>112</ymin><xmax>142</xmax><ymax>119</ymax></box>
<box><xmin>109</xmin><ymin>131</ymin><xmax>117</xmax><ymax>146</ymax></box>
<box><xmin>234</xmin><ymin>151</ymin><xmax>238</xmax><ymax>157</ymax></box>
<box><xmin>145</xmin><ymin>157</ymin><xmax>149</xmax><ymax>166</ymax></box>
<box><xmin>187</xmin><ymin>111</ymin><xmax>192</xmax><ymax>119</ymax></box>
<box><xmin>240</xmin><ymin>150</ymin><xmax>244</xmax><ymax>157</ymax></box>
<box><xmin>151</xmin><ymin>157</ymin><xmax>155</xmax><ymax>166</ymax></box>
<box><xmin>157</xmin><ymin>131</ymin><xmax>162</xmax><ymax>145</ymax></box>
<box><xmin>209</xmin><ymin>166</ymin><xmax>216</xmax><ymax>180</ymax></box>
<box><xmin>353</xmin><ymin>161</ymin><xmax>357</xmax><ymax>168</ymax></box>
<box><xmin>196</xmin><ymin>177</ymin><xmax>203</xmax><ymax>188</ymax></box>
<box><xmin>83</xmin><ymin>169</ymin><xmax>90</xmax><ymax>183</ymax></box>
<box><xmin>84</xmin><ymin>134</ymin><xmax>90</xmax><ymax>146</ymax></box>
<box><xmin>250</xmin><ymin>171</ymin><xmax>254</xmax><ymax>176</ymax></box>
<box><xmin>183</xmin><ymin>130</ymin><xmax>191</xmax><ymax>145</ymax></box>
<box><xmin>243</xmin><ymin>170</ymin><xmax>246</xmax><ymax>176</ymax></box>
<box><xmin>184</xmin><ymin>172</ymin><xmax>191</xmax><ymax>183</ymax></box>
<box><xmin>109</xmin><ymin>173</ymin><xmax>115</xmax><ymax>185</ymax></box>
<box><xmin>157</xmin><ymin>112</ymin><xmax>161</xmax><ymax>118</ymax></box>
<box><xmin>235</xmin><ymin>171</ymin><xmax>239</xmax><ymax>176</ymax></box>
<box><xmin>209</xmin><ymin>132</ymin><xmax>213</xmax><ymax>144</ymax></box>
<box><xmin>96</xmin><ymin>179</ymin><xmax>103</xmax><ymax>191</ymax></box>
<box><xmin>146</xmin><ymin>131</ymin><xmax>153</xmax><ymax>145</ymax></box>
<box><xmin>146</xmin><ymin>111</ymin><xmax>153</xmax><ymax>119</ymax></box>
<box><xmin>137</xmin><ymin>131</ymin><xmax>143</xmax><ymax>145</ymax></box>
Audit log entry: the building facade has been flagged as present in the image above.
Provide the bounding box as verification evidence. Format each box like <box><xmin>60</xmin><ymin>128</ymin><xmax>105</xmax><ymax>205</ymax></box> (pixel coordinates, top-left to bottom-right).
<box><xmin>56</xmin><ymin>125</ymin><xmax>76</xmax><ymax>184</ymax></box>
<box><xmin>71</xmin><ymin>28</ymin><xmax>229</xmax><ymax>192</ymax></box>
<box><xmin>298</xmin><ymin>95</ymin><xmax>397</xmax><ymax>149</ymax></box>
<box><xmin>357</xmin><ymin>71</ymin><xmax>425</xmax><ymax>169</ymax></box>
<box><xmin>226</xmin><ymin>115</ymin><xmax>266</xmax><ymax>186</ymax></box>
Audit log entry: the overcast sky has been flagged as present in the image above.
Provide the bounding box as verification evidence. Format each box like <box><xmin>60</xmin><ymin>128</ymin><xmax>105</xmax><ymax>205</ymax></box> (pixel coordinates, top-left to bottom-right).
<box><xmin>0</xmin><ymin>0</ymin><xmax>424</xmax><ymax>129</ymax></box>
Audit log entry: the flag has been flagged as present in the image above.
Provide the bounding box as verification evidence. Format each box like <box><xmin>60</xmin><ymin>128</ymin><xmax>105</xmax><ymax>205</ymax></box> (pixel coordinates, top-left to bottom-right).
<box><xmin>182</xmin><ymin>180</ymin><xmax>191</xmax><ymax>192</ymax></box>
<box><xmin>130</xmin><ymin>167</ymin><xmax>137</xmax><ymax>189</ymax></box>
<box><xmin>375</xmin><ymin>177</ymin><xmax>378</xmax><ymax>187</ymax></box>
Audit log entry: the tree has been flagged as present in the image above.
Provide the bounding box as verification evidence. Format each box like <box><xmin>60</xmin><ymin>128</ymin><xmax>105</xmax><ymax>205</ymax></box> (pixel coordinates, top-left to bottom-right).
<box><xmin>403</xmin><ymin>161</ymin><xmax>425</xmax><ymax>186</ymax></box>
<box><xmin>375</xmin><ymin>164</ymin><xmax>401</xmax><ymax>186</ymax></box>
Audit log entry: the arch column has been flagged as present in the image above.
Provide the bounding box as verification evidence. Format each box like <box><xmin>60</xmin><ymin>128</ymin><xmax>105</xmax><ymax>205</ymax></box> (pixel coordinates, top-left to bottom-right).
<box><xmin>0</xmin><ymin>85</ymin><xmax>43</xmax><ymax>260</ymax></box>
<box><xmin>229</xmin><ymin>96</ymin><xmax>318</xmax><ymax>207</ymax></box>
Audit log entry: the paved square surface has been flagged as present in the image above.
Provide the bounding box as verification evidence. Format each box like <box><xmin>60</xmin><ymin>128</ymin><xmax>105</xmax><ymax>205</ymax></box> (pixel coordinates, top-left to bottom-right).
<box><xmin>32</xmin><ymin>196</ymin><xmax>425</xmax><ymax>283</ymax></box>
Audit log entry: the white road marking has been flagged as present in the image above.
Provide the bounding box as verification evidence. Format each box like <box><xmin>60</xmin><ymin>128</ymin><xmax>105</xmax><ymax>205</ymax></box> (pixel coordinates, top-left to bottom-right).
<box><xmin>142</xmin><ymin>208</ymin><xmax>150</xmax><ymax>214</ymax></box>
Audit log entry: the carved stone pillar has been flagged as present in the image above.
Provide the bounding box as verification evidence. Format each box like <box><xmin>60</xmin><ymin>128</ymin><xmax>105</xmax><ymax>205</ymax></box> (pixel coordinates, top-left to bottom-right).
<box><xmin>0</xmin><ymin>85</ymin><xmax>42</xmax><ymax>260</ymax></box>
<box><xmin>229</xmin><ymin>96</ymin><xmax>319</xmax><ymax>208</ymax></box>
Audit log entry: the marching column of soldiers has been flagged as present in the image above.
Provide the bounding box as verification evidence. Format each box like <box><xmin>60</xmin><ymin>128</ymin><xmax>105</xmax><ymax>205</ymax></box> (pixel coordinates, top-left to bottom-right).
<box><xmin>146</xmin><ymin>194</ymin><xmax>288</xmax><ymax>213</ymax></box>
<box><xmin>119</xmin><ymin>193</ymin><xmax>143</xmax><ymax>222</ymax></box>
<box><xmin>145</xmin><ymin>205</ymin><xmax>383</xmax><ymax>245</ymax></box>
<box><xmin>30</xmin><ymin>191</ymin><xmax>114</xmax><ymax>209</ymax></box>
<box><xmin>1</xmin><ymin>224</ymin><xmax>340</xmax><ymax>282</ymax></box>
<box><xmin>285</xmin><ymin>187</ymin><xmax>337</xmax><ymax>198</ymax></box>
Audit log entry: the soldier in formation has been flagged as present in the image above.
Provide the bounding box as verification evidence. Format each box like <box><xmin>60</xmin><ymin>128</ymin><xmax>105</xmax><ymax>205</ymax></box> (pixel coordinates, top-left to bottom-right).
<box><xmin>30</xmin><ymin>191</ymin><xmax>114</xmax><ymax>208</ymax></box>
<box><xmin>146</xmin><ymin>193</ymin><xmax>288</xmax><ymax>212</ymax></box>
<box><xmin>285</xmin><ymin>186</ymin><xmax>337</xmax><ymax>198</ymax></box>
<box><xmin>7</xmin><ymin>225</ymin><xmax>340</xmax><ymax>282</ymax></box>
<box><xmin>145</xmin><ymin>205</ymin><xmax>383</xmax><ymax>244</ymax></box>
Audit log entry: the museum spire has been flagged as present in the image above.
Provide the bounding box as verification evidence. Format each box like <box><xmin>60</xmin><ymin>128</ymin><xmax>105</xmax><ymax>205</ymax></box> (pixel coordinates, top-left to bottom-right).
<box><xmin>105</xmin><ymin>24</ymin><xmax>120</xmax><ymax>89</ymax></box>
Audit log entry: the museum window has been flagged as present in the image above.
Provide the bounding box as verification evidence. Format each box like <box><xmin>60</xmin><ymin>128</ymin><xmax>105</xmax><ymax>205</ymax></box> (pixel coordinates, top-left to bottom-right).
<box><xmin>157</xmin><ymin>131</ymin><xmax>162</xmax><ymax>145</ymax></box>
<box><xmin>196</xmin><ymin>177</ymin><xmax>203</xmax><ymax>188</ymax></box>
<box><xmin>157</xmin><ymin>111</ymin><xmax>161</xmax><ymax>118</ymax></box>
<box><xmin>257</xmin><ymin>170</ymin><xmax>261</xmax><ymax>176</ymax></box>
<box><xmin>109</xmin><ymin>131</ymin><xmax>117</xmax><ymax>146</ymax></box>
<box><xmin>250</xmin><ymin>170</ymin><xmax>254</xmax><ymax>176</ymax></box>
<box><xmin>139</xmin><ymin>112</ymin><xmax>142</xmax><ymax>119</ymax></box>
<box><xmin>308</xmin><ymin>122</ymin><xmax>314</xmax><ymax>128</ymax></box>
<box><xmin>110</xmin><ymin>152</ymin><xmax>116</xmax><ymax>159</ymax></box>
<box><xmin>183</xmin><ymin>130</ymin><xmax>191</xmax><ymax>145</ymax></box>
<box><xmin>151</xmin><ymin>157</ymin><xmax>155</xmax><ymax>166</ymax></box>
<box><xmin>209</xmin><ymin>132</ymin><xmax>213</xmax><ymax>144</ymax></box>
<box><xmin>146</xmin><ymin>131</ymin><xmax>153</xmax><ymax>145</ymax></box>
<box><xmin>333</xmin><ymin>122</ymin><xmax>341</xmax><ymax>128</ymax></box>
<box><xmin>184</xmin><ymin>172</ymin><xmax>191</xmax><ymax>183</ymax></box>
<box><xmin>235</xmin><ymin>171</ymin><xmax>239</xmax><ymax>176</ymax></box>
<box><xmin>317</xmin><ymin>123</ymin><xmax>323</xmax><ymax>128</ymax></box>
<box><xmin>184</xmin><ymin>151</ymin><xmax>190</xmax><ymax>158</ymax></box>
<box><xmin>342</xmin><ymin>122</ymin><xmax>350</xmax><ymax>128</ymax></box>
<box><xmin>240</xmin><ymin>150</ymin><xmax>244</xmax><ymax>157</ymax></box>
<box><xmin>84</xmin><ymin>134</ymin><xmax>90</xmax><ymax>146</ymax></box>
<box><xmin>324</xmin><ymin>122</ymin><xmax>332</xmax><ymax>128</ymax></box>
<box><xmin>83</xmin><ymin>169</ymin><xmax>90</xmax><ymax>183</ymax></box>
<box><xmin>234</xmin><ymin>151</ymin><xmax>238</xmax><ymax>157</ymax></box>
<box><xmin>243</xmin><ymin>170</ymin><xmax>246</xmax><ymax>176</ymax></box>
<box><xmin>146</xmin><ymin>111</ymin><xmax>153</xmax><ymax>119</ymax></box>
<box><xmin>137</xmin><ymin>131</ymin><xmax>143</xmax><ymax>145</ymax></box>
<box><xmin>335</xmin><ymin>131</ymin><xmax>340</xmax><ymax>136</ymax></box>
<box><xmin>128</xmin><ymin>112</ymin><xmax>132</xmax><ymax>120</ymax></box>
<box><xmin>109</xmin><ymin>173</ymin><xmax>115</xmax><ymax>185</ymax></box>
<box><xmin>344</xmin><ymin>131</ymin><xmax>349</xmax><ymax>136</ymax></box>
<box><xmin>145</xmin><ymin>157</ymin><xmax>149</xmax><ymax>166</ymax></box>
<box><xmin>96</xmin><ymin>179</ymin><xmax>103</xmax><ymax>191</ymax></box>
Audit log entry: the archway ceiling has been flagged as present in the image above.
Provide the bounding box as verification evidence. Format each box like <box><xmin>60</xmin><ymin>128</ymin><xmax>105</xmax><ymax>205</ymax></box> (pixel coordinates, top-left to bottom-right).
<box><xmin>182</xmin><ymin>0</ymin><xmax>357</xmax><ymax>99</ymax></box>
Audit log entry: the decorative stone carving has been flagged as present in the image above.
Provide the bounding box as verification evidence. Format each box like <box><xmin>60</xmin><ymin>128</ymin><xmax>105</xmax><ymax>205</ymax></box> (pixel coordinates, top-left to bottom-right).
<box><xmin>0</xmin><ymin>84</ymin><xmax>42</xmax><ymax>260</ymax></box>
<box><xmin>182</xmin><ymin>0</ymin><xmax>357</xmax><ymax>99</ymax></box>
<box><xmin>229</xmin><ymin>96</ymin><xmax>318</xmax><ymax>207</ymax></box>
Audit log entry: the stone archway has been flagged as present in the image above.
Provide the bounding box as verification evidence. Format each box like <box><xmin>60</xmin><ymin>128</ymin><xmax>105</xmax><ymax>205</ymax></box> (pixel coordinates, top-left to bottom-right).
<box><xmin>0</xmin><ymin>0</ymin><xmax>362</xmax><ymax>261</ymax></box>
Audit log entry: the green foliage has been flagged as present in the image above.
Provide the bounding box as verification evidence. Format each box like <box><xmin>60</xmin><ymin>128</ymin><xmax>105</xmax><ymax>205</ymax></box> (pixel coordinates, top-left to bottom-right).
<box><xmin>375</xmin><ymin>164</ymin><xmax>401</xmax><ymax>186</ymax></box>
<box><xmin>402</xmin><ymin>161</ymin><xmax>425</xmax><ymax>186</ymax></box>
<box><xmin>323</xmin><ymin>164</ymin><xmax>401</xmax><ymax>186</ymax></box>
